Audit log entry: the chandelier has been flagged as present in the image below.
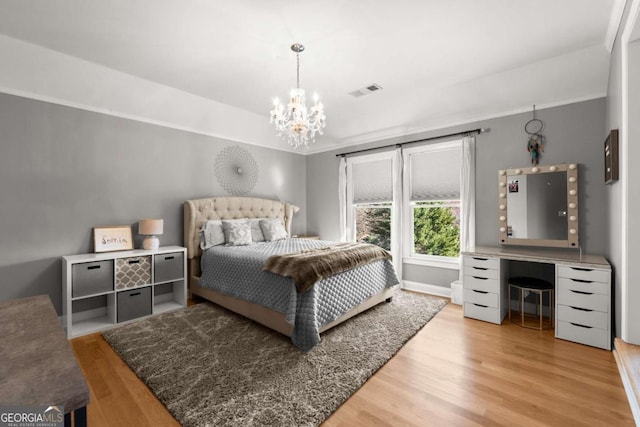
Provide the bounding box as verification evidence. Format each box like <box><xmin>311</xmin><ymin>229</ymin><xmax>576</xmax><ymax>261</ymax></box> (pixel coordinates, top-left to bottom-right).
<box><xmin>270</xmin><ymin>43</ymin><xmax>326</xmax><ymax>149</ymax></box>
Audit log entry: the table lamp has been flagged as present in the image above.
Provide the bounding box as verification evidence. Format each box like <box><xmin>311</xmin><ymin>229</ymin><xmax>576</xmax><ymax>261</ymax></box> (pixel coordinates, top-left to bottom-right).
<box><xmin>139</xmin><ymin>219</ymin><xmax>164</xmax><ymax>250</ymax></box>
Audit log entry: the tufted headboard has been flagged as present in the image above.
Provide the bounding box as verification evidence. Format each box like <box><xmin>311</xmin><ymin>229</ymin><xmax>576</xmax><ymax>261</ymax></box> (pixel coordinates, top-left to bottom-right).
<box><xmin>184</xmin><ymin>196</ymin><xmax>295</xmax><ymax>261</ymax></box>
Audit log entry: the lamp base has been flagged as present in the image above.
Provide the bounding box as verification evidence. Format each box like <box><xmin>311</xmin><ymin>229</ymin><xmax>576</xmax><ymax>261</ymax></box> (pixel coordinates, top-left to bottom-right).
<box><xmin>142</xmin><ymin>236</ymin><xmax>159</xmax><ymax>250</ymax></box>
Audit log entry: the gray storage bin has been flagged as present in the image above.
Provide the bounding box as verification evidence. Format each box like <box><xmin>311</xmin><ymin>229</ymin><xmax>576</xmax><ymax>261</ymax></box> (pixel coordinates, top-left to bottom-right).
<box><xmin>117</xmin><ymin>286</ymin><xmax>152</xmax><ymax>322</ymax></box>
<box><xmin>72</xmin><ymin>260</ymin><xmax>114</xmax><ymax>298</ymax></box>
<box><xmin>154</xmin><ymin>252</ymin><xmax>184</xmax><ymax>283</ymax></box>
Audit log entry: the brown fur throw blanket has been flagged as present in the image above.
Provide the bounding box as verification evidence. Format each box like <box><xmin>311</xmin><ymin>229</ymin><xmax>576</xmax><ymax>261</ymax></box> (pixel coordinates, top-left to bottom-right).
<box><xmin>263</xmin><ymin>242</ymin><xmax>392</xmax><ymax>293</ymax></box>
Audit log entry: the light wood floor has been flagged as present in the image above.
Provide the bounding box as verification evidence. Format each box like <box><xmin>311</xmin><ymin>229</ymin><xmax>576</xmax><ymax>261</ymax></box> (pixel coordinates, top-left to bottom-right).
<box><xmin>70</xmin><ymin>301</ymin><xmax>634</xmax><ymax>426</ymax></box>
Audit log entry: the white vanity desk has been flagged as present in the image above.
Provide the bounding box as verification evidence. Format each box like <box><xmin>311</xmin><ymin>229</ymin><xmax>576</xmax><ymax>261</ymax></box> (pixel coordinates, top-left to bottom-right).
<box><xmin>462</xmin><ymin>246</ymin><xmax>612</xmax><ymax>350</ymax></box>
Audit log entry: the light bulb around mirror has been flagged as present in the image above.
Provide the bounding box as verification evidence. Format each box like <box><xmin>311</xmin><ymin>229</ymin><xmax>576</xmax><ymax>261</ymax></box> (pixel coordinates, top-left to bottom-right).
<box><xmin>514</xmin><ymin>169</ymin><xmax>522</xmax><ymax>174</ymax></box>
<box><xmin>569</xmin><ymin>189</ymin><xmax>577</xmax><ymax>196</ymax></box>
<box><xmin>531</xmin><ymin>167</ymin><xmax>539</xmax><ymax>173</ymax></box>
<box><xmin>550</xmin><ymin>165</ymin><xmax>557</xmax><ymax>171</ymax></box>
<box><xmin>569</xmin><ymin>177</ymin><xmax>576</xmax><ymax>183</ymax></box>
<box><xmin>499</xmin><ymin>204</ymin><xmax>506</xmax><ymax>210</ymax></box>
<box><xmin>569</xmin><ymin>163</ymin><xmax>577</xmax><ymax>170</ymax></box>
<box><xmin>499</xmin><ymin>216</ymin><xmax>506</xmax><ymax>221</ymax></box>
<box><xmin>569</xmin><ymin>216</ymin><xmax>576</xmax><ymax>221</ymax></box>
<box><xmin>500</xmin><ymin>227</ymin><xmax>506</xmax><ymax>232</ymax></box>
<box><xmin>499</xmin><ymin>193</ymin><xmax>505</xmax><ymax>198</ymax></box>
<box><xmin>569</xmin><ymin>229</ymin><xmax>577</xmax><ymax>235</ymax></box>
<box><xmin>569</xmin><ymin>202</ymin><xmax>576</xmax><ymax>209</ymax></box>
<box><xmin>499</xmin><ymin>170</ymin><xmax>506</xmax><ymax>176</ymax></box>
<box><xmin>499</xmin><ymin>182</ymin><xmax>506</xmax><ymax>187</ymax></box>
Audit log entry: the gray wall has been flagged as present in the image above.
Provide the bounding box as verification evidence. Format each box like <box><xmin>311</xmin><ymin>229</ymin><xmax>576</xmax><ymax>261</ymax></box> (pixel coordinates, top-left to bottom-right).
<box><xmin>307</xmin><ymin>98</ymin><xmax>607</xmax><ymax>287</ymax></box>
<box><xmin>0</xmin><ymin>93</ymin><xmax>307</xmax><ymax>314</ymax></box>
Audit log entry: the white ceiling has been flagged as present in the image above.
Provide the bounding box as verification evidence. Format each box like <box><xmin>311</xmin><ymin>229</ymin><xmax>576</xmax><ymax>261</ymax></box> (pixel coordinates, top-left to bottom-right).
<box><xmin>0</xmin><ymin>0</ymin><xmax>624</xmax><ymax>153</ymax></box>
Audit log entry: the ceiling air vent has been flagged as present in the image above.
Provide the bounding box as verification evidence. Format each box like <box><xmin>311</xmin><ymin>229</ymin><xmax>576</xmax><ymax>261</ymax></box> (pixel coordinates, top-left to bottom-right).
<box><xmin>348</xmin><ymin>83</ymin><xmax>383</xmax><ymax>98</ymax></box>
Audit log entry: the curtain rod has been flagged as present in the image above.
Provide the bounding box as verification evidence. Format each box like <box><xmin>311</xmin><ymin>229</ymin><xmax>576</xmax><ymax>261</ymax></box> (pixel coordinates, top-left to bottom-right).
<box><xmin>335</xmin><ymin>128</ymin><xmax>489</xmax><ymax>158</ymax></box>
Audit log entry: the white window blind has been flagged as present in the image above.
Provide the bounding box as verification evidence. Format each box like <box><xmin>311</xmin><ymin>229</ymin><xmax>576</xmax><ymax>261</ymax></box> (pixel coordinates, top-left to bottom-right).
<box><xmin>410</xmin><ymin>147</ymin><xmax>461</xmax><ymax>201</ymax></box>
<box><xmin>352</xmin><ymin>158</ymin><xmax>393</xmax><ymax>204</ymax></box>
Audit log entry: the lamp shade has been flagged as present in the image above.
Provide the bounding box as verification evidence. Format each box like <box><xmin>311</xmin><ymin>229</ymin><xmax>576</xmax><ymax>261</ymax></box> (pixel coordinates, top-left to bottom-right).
<box><xmin>139</xmin><ymin>219</ymin><xmax>164</xmax><ymax>236</ymax></box>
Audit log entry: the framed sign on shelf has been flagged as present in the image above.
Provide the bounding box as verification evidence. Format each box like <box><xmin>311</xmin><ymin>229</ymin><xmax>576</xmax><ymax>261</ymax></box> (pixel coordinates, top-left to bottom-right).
<box><xmin>604</xmin><ymin>129</ymin><xmax>619</xmax><ymax>185</ymax></box>
<box><xmin>93</xmin><ymin>225</ymin><xmax>134</xmax><ymax>253</ymax></box>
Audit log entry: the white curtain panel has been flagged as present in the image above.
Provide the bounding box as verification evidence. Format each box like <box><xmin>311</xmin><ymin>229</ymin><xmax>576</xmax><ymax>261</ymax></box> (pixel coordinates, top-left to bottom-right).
<box><xmin>391</xmin><ymin>147</ymin><xmax>403</xmax><ymax>283</ymax></box>
<box><xmin>459</xmin><ymin>135</ymin><xmax>476</xmax><ymax>279</ymax></box>
<box><xmin>338</xmin><ymin>156</ymin><xmax>348</xmax><ymax>242</ymax></box>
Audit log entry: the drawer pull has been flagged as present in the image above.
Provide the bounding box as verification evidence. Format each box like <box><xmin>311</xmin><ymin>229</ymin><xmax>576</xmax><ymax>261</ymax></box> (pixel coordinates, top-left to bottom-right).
<box><xmin>129</xmin><ymin>292</ymin><xmax>141</xmax><ymax>297</ymax></box>
<box><xmin>128</xmin><ymin>259</ymin><xmax>141</xmax><ymax>265</ymax></box>
<box><xmin>472</xmin><ymin>276</ymin><xmax>488</xmax><ymax>280</ymax></box>
<box><xmin>570</xmin><ymin>290</ymin><xmax>593</xmax><ymax>295</ymax></box>
<box><xmin>473</xmin><ymin>303</ymin><xmax>488</xmax><ymax>308</ymax></box>
<box><xmin>87</xmin><ymin>265</ymin><xmax>101</xmax><ymax>270</ymax></box>
<box><xmin>570</xmin><ymin>278</ymin><xmax>593</xmax><ymax>284</ymax></box>
<box><xmin>472</xmin><ymin>257</ymin><xmax>488</xmax><ymax>261</ymax></box>
<box><xmin>472</xmin><ymin>267</ymin><xmax>488</xmax><ymax>271</ymax></box>
<box><xmin>164</xmin><ymin>256</ymin><xmax>175</xmax><ymax>260</ymax></box>
<box><xmin>570</xmin><ymin>322</ymin><xmax>593</xmax><ymax>329</ymax></box>
<box><xmin>570</xmin><ymin>267</ymin><xmax>593</xmax><ymax>272</ymax></box>
<box><xmin>472</xmin><ymin>290</ymin><xmax>488</xmax><ymax>294</ymax></box>
<box><xmin>570</xmin><ymin>306</ymin><xmax>593</xmax><ymax>312</ymax></box>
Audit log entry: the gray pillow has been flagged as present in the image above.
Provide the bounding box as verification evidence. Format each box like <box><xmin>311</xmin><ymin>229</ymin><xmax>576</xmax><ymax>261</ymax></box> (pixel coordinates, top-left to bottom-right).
<box><xmin>249</xmin><ymin>218</ymin><xmax>266</xmax><ymax>242</ymax></box>
<box><xmin>260</xmin><ymin>219</ymin><xmax>288</xmax><ymax>241</ymax></box>
<box><xmin>222</xmin><ymin>219</ymin><xmax>252</xmax><ymax>246</ymax></box>
<box><xmin>200</xmin><ymin>220</ymin><xmax>225</xmax><ymax>250</ymax></box>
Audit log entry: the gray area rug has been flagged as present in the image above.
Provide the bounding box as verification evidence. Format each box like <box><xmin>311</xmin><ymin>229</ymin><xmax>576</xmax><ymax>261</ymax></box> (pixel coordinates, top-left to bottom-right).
<box><xmin>103</xmin><ymin>291</ymin><xmax>447</xmax><ymax>426</ymax></box>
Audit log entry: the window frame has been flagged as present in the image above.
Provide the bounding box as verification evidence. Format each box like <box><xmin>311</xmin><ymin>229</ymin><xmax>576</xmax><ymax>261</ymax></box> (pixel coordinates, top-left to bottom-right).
<box><xmin>402</xmin><ymin>140</ymin><xmax>462</xmax><ymax>270</ymax></box>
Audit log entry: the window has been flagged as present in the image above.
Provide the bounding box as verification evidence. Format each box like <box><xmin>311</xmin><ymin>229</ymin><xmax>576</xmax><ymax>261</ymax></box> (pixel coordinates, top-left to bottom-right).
<box><xmin>355</xmin><ymin>203</ymin><xmax>392</xmax><ymax>251</ymax></box>
<box><xmin>403</xmin><ymin>141</ymin><xmax>462</xmax><ymax>267</ymax></box>
<box><xmin>412</xmin><ymin>200</ymin><xmax>460</xmax><ymax>257</ymax></box>
<box><xmin>340</xmin><ymin>138</ymin><xmax>473</xmax><ymax>275</ymax></box>
<box><xmin>345</xmin><ymin>152</ymin><xmax>397</xmax><ymax>252</ymax></box>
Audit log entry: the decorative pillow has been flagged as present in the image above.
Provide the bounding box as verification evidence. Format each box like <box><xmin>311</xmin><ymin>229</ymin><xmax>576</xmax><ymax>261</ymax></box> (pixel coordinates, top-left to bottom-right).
<box><xmin>249</xmin><ymin>218</ymin><xmax>266</xmax><ymax>242</ymax></box>
<box><xmin>200</xmin><ymin>220</ymin><xmax>225</xmax><ymax>250</ymax></box>
<box><xmin>222</xmin><ymin>219</ymin><xmax>252</xmax><ymax>246</ymax></box>
<box><xmin>260</xmin><ymin>219</ymin><xmax>288</xmax><ymax>241</ymax></box>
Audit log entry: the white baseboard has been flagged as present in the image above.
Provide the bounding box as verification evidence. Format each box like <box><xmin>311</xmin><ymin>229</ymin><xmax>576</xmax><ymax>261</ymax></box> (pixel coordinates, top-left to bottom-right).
<box><xmin>402</xmin><ymin>280</ymin><xmax>452</xmax><ymax>299</ymax></box>
<box><xmin>613</xmin><ymin>346</ymin><xmax>640</xmax><ymax>425</ymax></box>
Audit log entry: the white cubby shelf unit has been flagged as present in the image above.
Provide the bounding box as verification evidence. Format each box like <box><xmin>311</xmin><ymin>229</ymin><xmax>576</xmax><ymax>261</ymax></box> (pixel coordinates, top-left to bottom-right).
<box><xmin>62</xmin><ymin>246</ymin><xmax>187</xmax><ymax>338</ymax></box>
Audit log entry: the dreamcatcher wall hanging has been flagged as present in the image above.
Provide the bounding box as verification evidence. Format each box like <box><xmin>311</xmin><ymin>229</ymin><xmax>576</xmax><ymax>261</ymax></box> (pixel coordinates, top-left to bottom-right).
<box><xmin>525</xmin><ymin>105</ymin><xmax>545</xmax><ymax>165</ymax></box>
<box><xmin>214</xmin><ymin>145</ymin><xmax>259</xmax><ymax>196</ymax></box>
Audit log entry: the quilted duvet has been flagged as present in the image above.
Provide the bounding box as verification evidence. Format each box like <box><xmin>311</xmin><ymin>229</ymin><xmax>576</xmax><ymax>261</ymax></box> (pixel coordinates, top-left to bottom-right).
<box><xmin>200</xmin><ymin>238</ymin><xmax>399</xmax><ymax>351</ymax></box>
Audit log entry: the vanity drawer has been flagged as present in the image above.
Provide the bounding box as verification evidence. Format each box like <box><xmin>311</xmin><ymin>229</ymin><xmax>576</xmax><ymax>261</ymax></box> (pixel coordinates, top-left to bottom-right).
<box><xmin>464</xmin><ymin>289</ymin><xmax>498</xmax><ymax>308</ymax></box>
<box><xmin>557</xmin><ymin>277</ymin><xmax>610</xmax><ymax>296</ymax></box>
<box><xmin>557</xmin><ymin>266</ymin><xmax>610</xmax><ymax>284</ymax></box>
<box><xmin>557</xmin><ymin>305</ymin><xmax>608</xmax><ymax>329</ymax></box>
<box><xmin>464</xmin><ymin>256</ymin><xmax>498</xmax><ymax>270</ymax></box>
<box><xmin>464</xmin><ymin>303</ymin><xmax>502</xmax><ymax>324</ymax></box>
<box><xmin>463</xmin><ymin>275</ymin><xmax>499</xmax><ymax>293</ymax></box>
<box><xmin>464</xmin><ymin>266</ymin><xmax>498</xmax><ymax>280</ymax></box>
<box><xmin>557</xmin><ymin>287</ymin><xmax>609</xmax><ymax>312</ymax></box>
<box><xmin>557</xmin><ymin>320</ymin><xmax>609</xmax><ymax>350</ymax></box>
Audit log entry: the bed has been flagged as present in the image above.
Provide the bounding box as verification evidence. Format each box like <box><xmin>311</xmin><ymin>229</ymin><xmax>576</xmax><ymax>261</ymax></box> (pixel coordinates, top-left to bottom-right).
<box><xmin>184</xmin><ymin>196</ymin><xmax>399</xmax><ymax>351</ymax></box>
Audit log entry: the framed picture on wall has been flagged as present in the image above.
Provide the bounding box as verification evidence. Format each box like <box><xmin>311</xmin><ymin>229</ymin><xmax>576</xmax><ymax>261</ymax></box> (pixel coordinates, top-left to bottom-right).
<box><xmin>93</xmin><ymin>225</ymin><xmax>134</xmax><ymax>253</ymax></box>
<box><xmin>604</xmin><ymin>129</ymin><xmax>619</xmax><ymax>184</ymax></box>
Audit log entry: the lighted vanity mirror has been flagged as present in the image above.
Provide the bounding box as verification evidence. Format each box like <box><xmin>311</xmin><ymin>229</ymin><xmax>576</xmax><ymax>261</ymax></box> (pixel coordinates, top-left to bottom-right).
<box><xmin>497</xmin><ymin>163</ymin><xmax>579</xmax><ymax>248</ymax></box>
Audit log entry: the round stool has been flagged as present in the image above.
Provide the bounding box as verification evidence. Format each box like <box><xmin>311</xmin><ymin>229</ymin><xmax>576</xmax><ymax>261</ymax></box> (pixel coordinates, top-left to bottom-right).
<box><xmin>508</xmin><ymin>277</ymin><xmax>554</xmax><ymax>330</ymax></box>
